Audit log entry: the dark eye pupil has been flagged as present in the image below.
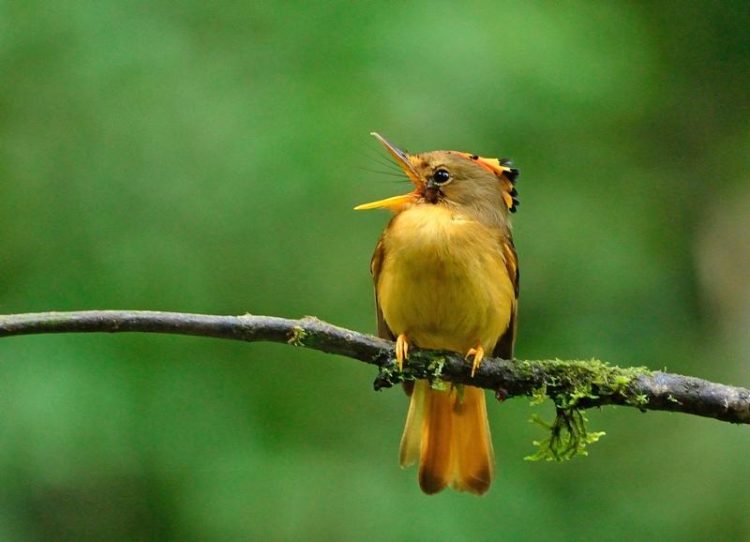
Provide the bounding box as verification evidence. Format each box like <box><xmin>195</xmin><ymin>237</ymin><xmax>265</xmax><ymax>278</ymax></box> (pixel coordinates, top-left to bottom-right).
<box><xmin>433</xmin><ymin>169</ymin><xmax>450</xmax><ymax>184</ymax></box>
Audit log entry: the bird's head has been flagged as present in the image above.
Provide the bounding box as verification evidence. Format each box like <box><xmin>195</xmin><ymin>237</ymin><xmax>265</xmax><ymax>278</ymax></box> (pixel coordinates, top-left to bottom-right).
<box><xmin>355</xmin><ymin>132</ymin><xmax>518</xmax><ymax>216</ymax></box>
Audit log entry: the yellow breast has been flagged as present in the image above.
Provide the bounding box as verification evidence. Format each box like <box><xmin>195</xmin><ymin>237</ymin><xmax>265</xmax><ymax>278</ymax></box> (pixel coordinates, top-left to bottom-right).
<box><xmin>377</xmin><ymin>204</ymin><xmax>515</xmax><ymax>354</ymax></box>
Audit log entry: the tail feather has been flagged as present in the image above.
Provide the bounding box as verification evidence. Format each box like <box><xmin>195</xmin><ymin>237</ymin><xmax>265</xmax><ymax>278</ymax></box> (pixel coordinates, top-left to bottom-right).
<box><xmin>450</xmin><ymin>385</ymin><xmax>494</xmax><ymax>494</ymax></box>
<box><xmin>418</xmin><ymin>382</ymin><xmax>454</xmax><ymax>494</ymax></box>
<box><xmin>399</xmin><ymin>380</ymin><xmax>494</xmax><ymax>495</ymax></box>
<box><xmin>399</xmin><ymin>381</ymin><xmax>426</xmax><ymax>467</ymax></box>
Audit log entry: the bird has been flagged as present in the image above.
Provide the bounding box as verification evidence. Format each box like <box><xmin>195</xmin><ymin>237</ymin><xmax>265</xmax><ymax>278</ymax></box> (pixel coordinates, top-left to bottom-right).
<box><xmin>355</xmin><ymin>132</ymin><xmax>519</xmax><ymax>495</ymax></box>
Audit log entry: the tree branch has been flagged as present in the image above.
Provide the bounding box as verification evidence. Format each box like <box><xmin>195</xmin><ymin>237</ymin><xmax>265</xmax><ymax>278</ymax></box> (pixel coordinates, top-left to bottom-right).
<box><xmin>1</xmin><ymin>310</ymin><xmax>749</xmax><ymax>426</ymax></box>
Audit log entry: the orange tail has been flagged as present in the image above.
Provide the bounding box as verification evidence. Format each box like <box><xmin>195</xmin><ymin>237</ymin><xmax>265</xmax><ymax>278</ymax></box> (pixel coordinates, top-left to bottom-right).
<box><xmin>399</xmin><ymin>380</ymin><xmax>494</xmax><ymax>495</ymax></box>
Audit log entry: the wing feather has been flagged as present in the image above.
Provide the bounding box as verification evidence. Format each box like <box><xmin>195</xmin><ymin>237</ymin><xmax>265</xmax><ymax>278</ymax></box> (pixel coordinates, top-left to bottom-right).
<box><xmin>493</xmin><ymin>235</ymin><xmax>519</xmax><ymax>360</ymax></box>
<box><xmin>371</xmin><ymin>235</ymin><xmax>395</xmax><ymax>342</ymax></box>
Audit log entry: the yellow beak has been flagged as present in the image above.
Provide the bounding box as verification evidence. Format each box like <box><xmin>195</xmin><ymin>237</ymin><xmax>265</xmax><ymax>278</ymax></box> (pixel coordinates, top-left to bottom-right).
<box><xmin>354</xmin><ymin>132</ymin><xmax>420</xmax><ymax>211</ymax></box>
<box><xmin>353</xmin><ymin>193</ymin><xmax>416</xmax><ymax>211</ymax></box>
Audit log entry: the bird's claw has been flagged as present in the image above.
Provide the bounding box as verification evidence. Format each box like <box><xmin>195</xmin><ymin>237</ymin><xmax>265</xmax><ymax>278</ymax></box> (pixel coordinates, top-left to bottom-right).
<box><xmin>466</xmin><ymin>345</ymin><xmax>485</xmax><ymax>377</ymax></box>
<box><xmin>395</xmin><ymin>334</ymin><xmax>409</xmax><ymax>371</ymax></box>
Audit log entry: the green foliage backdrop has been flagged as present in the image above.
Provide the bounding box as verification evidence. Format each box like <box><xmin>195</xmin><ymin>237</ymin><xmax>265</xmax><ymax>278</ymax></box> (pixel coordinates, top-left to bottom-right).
<box><xmin>1</xmin><ymin>2</ymin><xmax>749</xmax><ymax>540</ymax></box>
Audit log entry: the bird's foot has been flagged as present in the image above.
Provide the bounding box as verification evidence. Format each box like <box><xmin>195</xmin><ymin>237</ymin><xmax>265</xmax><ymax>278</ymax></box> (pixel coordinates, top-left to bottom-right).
<box><xmin>466</xmin><ymin>345</ymin><xmax>485</xmax><ymax>377</ymax></box>
<box><xmin>395</xmin><ymin>334</ymin><xmax>409</xmax><ymax>371</ymax></box>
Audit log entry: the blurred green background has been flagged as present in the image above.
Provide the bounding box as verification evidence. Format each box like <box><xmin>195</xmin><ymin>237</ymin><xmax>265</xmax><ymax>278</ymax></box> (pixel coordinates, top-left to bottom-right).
<box><xmin>2</xmin><ymin>1</ymin><xmax>749</xmax><ymax>540</ymax></box>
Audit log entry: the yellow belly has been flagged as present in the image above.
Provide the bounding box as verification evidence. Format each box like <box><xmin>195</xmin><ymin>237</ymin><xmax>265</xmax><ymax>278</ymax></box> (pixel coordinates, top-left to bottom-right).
<box><xmin>377</xmin><ymin>205</ymin><xmax>514</xmax><ymax>354</ymax></box>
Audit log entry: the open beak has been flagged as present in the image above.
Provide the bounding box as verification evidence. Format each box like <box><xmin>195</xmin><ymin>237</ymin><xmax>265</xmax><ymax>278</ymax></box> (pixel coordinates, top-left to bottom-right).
<box><xmin>354</xmin><ymin>132</ymin><xmax>420</xmax><ymax>211</ymax></box>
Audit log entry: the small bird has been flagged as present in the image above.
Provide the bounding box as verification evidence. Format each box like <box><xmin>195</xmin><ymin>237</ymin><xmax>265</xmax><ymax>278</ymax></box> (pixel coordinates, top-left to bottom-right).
<box><xmin>356</xmin><ymin>133</ymin><xmax>519</xmax><ymax>495</ymax></box>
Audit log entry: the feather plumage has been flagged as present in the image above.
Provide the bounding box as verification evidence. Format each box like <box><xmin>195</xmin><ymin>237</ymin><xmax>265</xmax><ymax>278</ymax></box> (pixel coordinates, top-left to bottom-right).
<box><xmin>361</xmin><ymin>134</ymin><xmax>520</xmax><ymax>495</ymax></box>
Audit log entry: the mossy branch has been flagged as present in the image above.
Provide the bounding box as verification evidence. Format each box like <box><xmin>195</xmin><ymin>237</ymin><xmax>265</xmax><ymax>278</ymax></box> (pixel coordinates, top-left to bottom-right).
<box><xmin>1</xmin><ymin>311</ymin><xmax>749</xmax><ymax>428</ymax></box>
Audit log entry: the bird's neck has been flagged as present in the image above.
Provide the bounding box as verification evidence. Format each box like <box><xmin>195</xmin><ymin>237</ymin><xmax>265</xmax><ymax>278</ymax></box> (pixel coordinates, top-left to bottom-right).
<box><xmin>389</xmin><ymin>202</ymin><xmax>510</xmax><ymax>253</ymax></box>
<box><xmin>435</xmin><ymin>199</ymin><xmax>511</xmax><ymax>236</ymax></box>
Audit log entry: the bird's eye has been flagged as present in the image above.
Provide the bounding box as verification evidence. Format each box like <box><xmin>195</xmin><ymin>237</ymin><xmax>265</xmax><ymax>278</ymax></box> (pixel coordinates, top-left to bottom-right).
<box><xmin>432</xmin><ymin>169</ymin><xmax>451</xmax><ymax>185</ymax></box>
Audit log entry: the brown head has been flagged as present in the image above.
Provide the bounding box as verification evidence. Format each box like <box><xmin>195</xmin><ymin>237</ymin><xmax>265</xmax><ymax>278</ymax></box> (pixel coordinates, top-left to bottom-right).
<box><xmin>355</xmin><ymin>132</ymin><xmax>518</xmax><ymax>224</ymax></box>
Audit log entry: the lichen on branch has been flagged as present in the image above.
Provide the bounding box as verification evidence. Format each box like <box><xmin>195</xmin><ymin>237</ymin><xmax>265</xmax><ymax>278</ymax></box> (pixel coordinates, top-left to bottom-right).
<box><xmin>375</xmin><ymin>354</ymin><xmax>651</xmax><ymax>459</ymax></box>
